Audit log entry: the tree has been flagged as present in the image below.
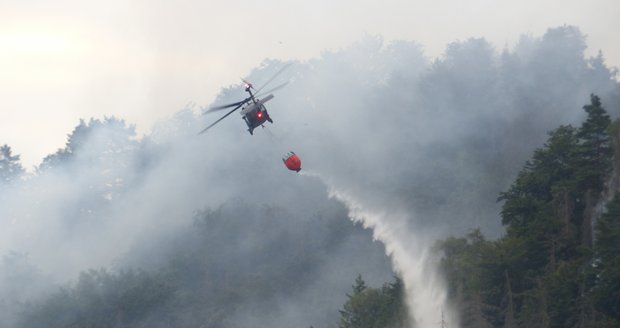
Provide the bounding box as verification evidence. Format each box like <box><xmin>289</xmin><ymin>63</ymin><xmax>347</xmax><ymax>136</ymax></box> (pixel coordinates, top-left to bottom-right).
<box><xmin>339</xmin><ymin>274</ymin><xmax>369</xmax><ymax>328</ymax></box>
<box><xmin>592</xmin><ymin>193</ymin><xmax>620</xmax><ymax>324</ymax></box>
<box><xmin>498</xmin><ymin>125</ymin><xmax>580</xmax><ymax>276</ymax></box>
<box><xmin>439</xmin><ymin>95</ymin><xmax>617</xmax><ymax>328</ymax></box>
<box><xmin>0</xmin><ymin>144</ymin><xmax>24</xmax><ymax>184</ymax></box>
<box><xmin>575</xmin><ymin>94</ymin><xmax>612</xmax><ymax>248</ymax></box>
<box><xmin>39</xmin><ymin>117</ymin><xmax>138</xmax><ymax>171</ymax></box>
<box><xmin>338</xmin><ymin>275</ymin><xmax>408</xmax><ymax>328</ymax></box>
<box><xmin>437</xmin><ymin>231</ymin><xmax>499</xmax><ymax>327</ymax></box>
<box><xmin>381</xmin><ymin>277</ymin><xmax>409</xmax><ymax>328</ymax></box>
<box><xmin>352</xmin><ymin>274</ymin><xmax>367</xmax><ymax>294</ymax></box>
<box><xmin>575</xmin><ymin>94</ymin><xmax>612</xmax><ymax>193</ymax></box>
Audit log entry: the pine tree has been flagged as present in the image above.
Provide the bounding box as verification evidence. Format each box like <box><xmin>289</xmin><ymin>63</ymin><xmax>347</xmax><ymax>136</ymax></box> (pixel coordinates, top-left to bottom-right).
<box><xmin>575</xmin><ymin>94</ymin><xmax>612</xmax><ymax>248</ymax></box>
<box><xmin>592</xmin><ymin>193</ymin><xmax>620</xmax><ymax>324</ymax></box>
<box><xmin>353</xmin><ymin>274</ymin><xmax>367</xmax><ymax>294</ymax></box>
<box><xmin>440</xmin><ymin>95</ymin><xmax>617</xmax><ymax>327</ymax></box>
<box><xmin>575</xmin><ymin>94</ymin><xmax>612</xmax><ymax>193</ymax></box>
<box><xmin>0</xmin><ymin>144</ymin><xmax>24</xmax><ymax>184</ymax></box>
<box><xmin>338</xmin><ymin>275</ymin><xmax>408</xmax><ymax>328</ymax></box>
<box><xmin>498</xmin><ymin>125</ymin><xmax>580</xmax><ymax>277</ymax></box>
<box><xmin>339</xmin><ymin>275</ymin><xmax>372</xmax><ymax>328</ymax></box>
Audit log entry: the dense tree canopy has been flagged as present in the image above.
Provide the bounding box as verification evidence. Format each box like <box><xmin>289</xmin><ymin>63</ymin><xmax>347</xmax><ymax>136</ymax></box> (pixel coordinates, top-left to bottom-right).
<box><xmin>438</xmin><ymin>95</ymin><xmax>619</xmax><ymax>327</ymax></box>
<box><xmin>338</xmin><ymin>275</ymin><xmax>409</xmax><ymax>328</ymax></box>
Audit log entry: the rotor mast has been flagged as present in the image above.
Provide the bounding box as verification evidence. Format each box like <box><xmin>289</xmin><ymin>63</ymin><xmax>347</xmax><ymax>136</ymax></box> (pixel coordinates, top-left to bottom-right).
<box><xmin>244</xmin><ymin>81</ymin><xmax>258</xmax><ymax>104</ymax></box>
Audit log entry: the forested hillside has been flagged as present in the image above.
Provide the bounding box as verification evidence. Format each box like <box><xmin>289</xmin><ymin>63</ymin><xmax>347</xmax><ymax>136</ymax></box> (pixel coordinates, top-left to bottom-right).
<box><xmin>1</xmin><ymin>26</ymin><xmax>620</xmax><ymax>327</ymax></box>
<box><xmin>14</xmin><ymin>201</ymin><xmax>392</xmax><ymax>327</ymax></box>
<box><xmin>437</xmin><ymin>95</ymin><xmax>620</xmax><ymax>327</ymax></box>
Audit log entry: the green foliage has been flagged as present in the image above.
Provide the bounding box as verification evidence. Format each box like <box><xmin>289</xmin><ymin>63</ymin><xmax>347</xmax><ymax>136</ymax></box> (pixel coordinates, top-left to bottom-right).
<box><xmin>498</xmin><ymin>125</ymin><xmax>578</xmax><ymax>236</ymax></box>
<box><xmin>338</xmin><ymin>275</ymin><xmax>408</xmax><ymax>328</ymax></box>
<box><xmin>575</xmin><ymin>94</ymin><xmax>613</xmax><ymax>193</ymax></box>
<box><xmin>545</xmin><ymin>260</ymin><xmax>589</xmax><ymax>327</ymax></box>
<box><xmin>438</xmin><ymin>95</ymin><xmax>618</xmax><ymax>327</ymax></box>
<box><xmin>592</xmin><ymin>193</ymin><xmax>620</xmax><ymax>324</ymax></box>
<box><xmin>437</xmin><ymin>230</ymin><xmax>518</xmax><ymax>327</ymax></box>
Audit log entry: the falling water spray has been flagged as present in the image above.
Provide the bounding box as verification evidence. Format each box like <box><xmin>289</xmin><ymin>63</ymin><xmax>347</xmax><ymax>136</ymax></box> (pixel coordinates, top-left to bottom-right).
<box><xmin>301</xmin><ymin>171</ymin><xmax>459</xmax><ymax>327</ymax></box>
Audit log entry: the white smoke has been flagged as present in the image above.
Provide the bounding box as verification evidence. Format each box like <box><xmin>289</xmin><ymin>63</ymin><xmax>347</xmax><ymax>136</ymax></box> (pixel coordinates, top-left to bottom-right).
<box><xmin>1</xmin><ymin>26</ymin><xmax>618</xmax><ymax>327</ymax></box>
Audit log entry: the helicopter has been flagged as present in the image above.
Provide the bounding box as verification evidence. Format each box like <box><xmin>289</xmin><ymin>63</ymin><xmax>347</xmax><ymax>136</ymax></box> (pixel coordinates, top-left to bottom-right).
<box><xmin>199</xmin><ymin>63</ymin><xmax>292</xmax><ymax>135</ymax></box>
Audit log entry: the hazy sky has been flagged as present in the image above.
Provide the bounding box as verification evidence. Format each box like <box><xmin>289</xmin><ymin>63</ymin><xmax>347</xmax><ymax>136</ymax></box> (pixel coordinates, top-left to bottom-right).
<box><xmin>1</xmin><ymin>0</ymin><xmax>619</xmax><ymax>167</ymax></box>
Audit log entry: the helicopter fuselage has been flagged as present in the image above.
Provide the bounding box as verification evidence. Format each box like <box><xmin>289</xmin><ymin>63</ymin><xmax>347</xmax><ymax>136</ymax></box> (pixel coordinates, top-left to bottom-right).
<box><xmin>240</xmin><ymin>93</ymin><xmax>274</xmax><ymax>134</ymax></box>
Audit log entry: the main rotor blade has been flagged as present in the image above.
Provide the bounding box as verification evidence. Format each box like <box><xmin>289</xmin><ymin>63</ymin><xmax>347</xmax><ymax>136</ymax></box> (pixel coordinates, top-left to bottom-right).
<box><xmin>205</xmin><ymin>99</ymin><xmax>248</xmax><ymax>113</ymax></box>
<box><xmin>255</xmin><ymin>81</ymin><xmax>289</xmax><ymax>98</ymax></box>
<box><xmin>253</xmin><ymin>62</ymin><xmax>293</xmax><ymax>95</ymax></box>
<box><xmin>198</xmin><ymin>103</ymin><xmax>243</xmax><ymax>134</ymax></box>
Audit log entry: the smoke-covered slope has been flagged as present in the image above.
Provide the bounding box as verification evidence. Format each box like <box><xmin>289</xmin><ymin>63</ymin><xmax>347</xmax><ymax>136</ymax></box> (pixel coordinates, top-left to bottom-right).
<box><xmin>15</xmin><ymin>200</ymin><xmax>392</xmax><ymax>327</ymax></box>
<box><xmin>0</xmin><ymin>25</ymin><xmax>619</xmax><ymax>327</ymax></box>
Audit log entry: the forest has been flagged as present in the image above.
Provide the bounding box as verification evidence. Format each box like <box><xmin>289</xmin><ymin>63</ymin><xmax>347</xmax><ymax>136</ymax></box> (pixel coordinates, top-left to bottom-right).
<box><xmin>326</xmin><ymin>94</ymin><xmax>620</xmax><ymax>328</ymax></box>
<box><xmin>1</xmin><ymin>26</ymin><xmax>620</xmax><ymax>327</ymax></box>
<box><xmin>437</xmin><ymin>95</ymin><xmax>620</xmax><ymax>327</ymax></box>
